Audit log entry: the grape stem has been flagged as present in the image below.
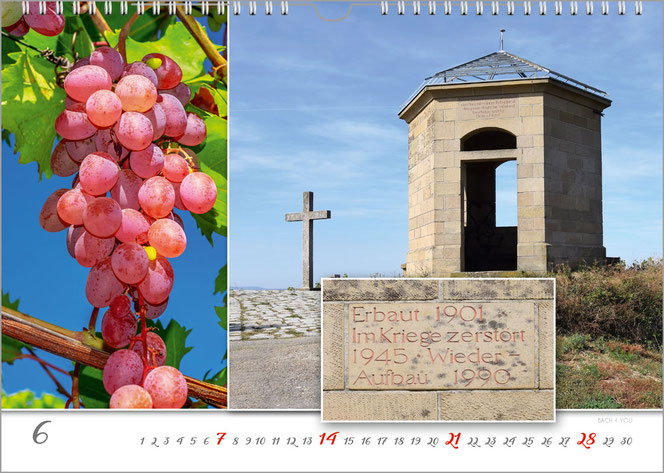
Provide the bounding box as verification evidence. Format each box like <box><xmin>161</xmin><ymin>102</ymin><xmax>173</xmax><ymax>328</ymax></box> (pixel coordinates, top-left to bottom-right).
<box><xmin>88</xmin><ymin>3</ymin><xmax>113</xmax><ymax>41</ymax></box>
<box><xmin>88</xmin><ymin>307</ymin><xmax>99</xmax><ymax>335</ymax></box>
<box><xmin>72</xmin><ymin>363</ymin><xmax>81</xmax><ymax>409</ymax></box>
<box><xmin>175</xmin><ymin>6</ymin><xmax>227</xmax><ymax>81</ymax></box>
<box><xmin>137</xmin><ymin>291</ymin><xmax>150</xmax><ymax>382</ymax></box>
<box><xmin>1</xmin><ymin>32</ymin><xmax>71</xmax><ymax>68</ymax></box>
<box><xmin>16</xmin><ymin>353</ymin><xmax>70</xmax><ymax>376</ymax></box>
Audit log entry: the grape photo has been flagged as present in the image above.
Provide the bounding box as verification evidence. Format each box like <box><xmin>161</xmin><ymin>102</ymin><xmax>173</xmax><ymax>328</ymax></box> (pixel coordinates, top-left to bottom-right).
<box><xmin>2</xmin><ymin>2</ymin><xmax>227</xmax><ymax>409</ymax></box>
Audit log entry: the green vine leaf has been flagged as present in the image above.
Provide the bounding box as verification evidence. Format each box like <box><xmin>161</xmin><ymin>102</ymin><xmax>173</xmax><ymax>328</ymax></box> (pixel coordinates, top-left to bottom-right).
<box><xmin>2</xmin><ymin>390</ymin><xmax>66</xmax><ymax>408</ymax></box>
<box><xmin>1</xmin><ymin>51</ymin><xmax>65</xmax><ymax>179</ymax></box>
<box><xmin>203</xmin><ymin>367</ymin><xmax>227</xmax><ymax>387</ymax></box>
<box><xmin>214</xmin><ymin>265</ymin><xmax>228</xmax><ymax>330</ymax></box>
<box><xmin>78</xmin><ymin>365</ymin><xmax>110</xmax><ymax>408</ymax></box>
<box><xmin>106</xmin><ymin>22</ymin><xmax>208</xmax><ymax>82</ymax></box>
<box><xmin>2</xmin><ymin>291</ymin><xmax>29</xmax><ymax>365</ymax></box>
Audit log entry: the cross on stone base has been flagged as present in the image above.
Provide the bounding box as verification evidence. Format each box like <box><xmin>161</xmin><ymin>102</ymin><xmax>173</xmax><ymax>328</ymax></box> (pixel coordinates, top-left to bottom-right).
<box><xmin>285</xmin><ymin>192</ymin><xmax>331</xmax><ymax>290</ymax></box>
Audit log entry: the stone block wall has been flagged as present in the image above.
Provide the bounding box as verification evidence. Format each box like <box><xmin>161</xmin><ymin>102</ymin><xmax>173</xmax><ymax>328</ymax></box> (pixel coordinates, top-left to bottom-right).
<box><xmin>542</xmin><ymin>93</ymin><xmax>606</xmax><ymax>268</ymax></box>
<box><xmin>321</xmin><ymin>278</ymin><xmax>555</xmax><ymax>422</ymax></box>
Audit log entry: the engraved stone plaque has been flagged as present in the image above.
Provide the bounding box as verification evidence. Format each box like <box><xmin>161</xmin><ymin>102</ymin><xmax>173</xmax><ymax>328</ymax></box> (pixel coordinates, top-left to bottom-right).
<box><xmin>458</xmin><ymin>97</ymin><xmax>518</xmax><ymax>120</ymax></box>
<box><xmin>347</xmin><ymin>302</ymin><xmax>535</xmax><ymax>390</ymax></box>
<box><xmin>321</xmin><ymin>278</ymin><xmax>555</xmax><ymax>421</ymax></box>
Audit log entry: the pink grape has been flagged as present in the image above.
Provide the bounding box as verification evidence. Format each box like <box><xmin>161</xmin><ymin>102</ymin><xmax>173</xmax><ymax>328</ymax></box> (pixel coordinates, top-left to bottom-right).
<box><xmin>143</xmin><ymin>366</ymin><xmax>188</xmax><ymax>409</ymax></box>
<box><xmin>50</xmin><ymin>141</ymin><xmax>79</xmax><ymax>177</ymax></box>
<box><xmin>110</xmin><ymin>385</ymin><xmax>153</xmax><ymax>409</ymax></box>
<box><xmin>175</xmin><ymin>113</ymin><xmax>207</xmax><ymax>146</ymax></box>
<box><xmin>110</xmin><ymin>295</ymin><xmax>132</xmax><ymax>321</ymax></box>
<box><xmin>95</xmin><ymin>129</ymin><xmax>129</xmax><ymax>161</ymax></box>
<box><xmin>79</xmin><ymin>152</ymin><xmax>119</xmax><ymax>195</ymax></box>
<box><xmin>142</xmin><ymin>53</ymin><xmax>182</xmax><ymax>90</ymax></box>
<box><xmin>39</xmin><ymin>189</ymin><xmax>68</xmax><ymax>232</ymax></box>
<box><xmin>115</xmin><ymin>74</ymin><xmax>157</xmax><ymax>112</ymax></box>
<box><xmin>138</xmin><ymin>256</ymin><xmax>174</xmax><ymax>305</ymax></box>
<box><xmin>180</xmin><ymin>172</ymin><xmax>217</xmax><ymax>214</ymax></box>
<box><xmin>144</xmin><ymin>298</ymin><xmax>168</xmax><ymax>319</ymax></box>
<box><xmin>115</xmin><ymin>209</ymin><xmax>150</xmax><ymax>244</ymax></box>
<box><xmin>65</xmin><ymin>136</ymin><xmax>97</xmax><ymax>163</ymax></box>
<box><xmin>101</xmin><ymin>305</ymin><xmax>137</xmax><ymax>349</ymax></box>
<box><xmin>57</xmin><ymin>189</ymin><xmax>94</xmax><ymax>225</ymax></box>
<box><xmin>66</xmin><ymin>225</ymin><xmax>85</xmax><ymax>257</ymax></box>
<box><xmin>86</xmin><ymin>90</ymin><xmax>122</xmax><ymax>128</ymax></box>
<box><xmin>63</xmin><ymin>65</ymin><xmax>112</xmax><ymax>102</ymax></box>
<box><xmin>102</xmin><ymin>349</ymin><xmax>144</xmax><ymax>395</ymax></box>
<box><xmin>83</xmin><ymin>197</ymin><xmax>122</xmax><ymax>238</ymax></box>
<box><xmin>55</xmin><ymin>110</ymin><xmax>97</xmax><ymax>140</ymax></box>
<box><xmin>65</xmin><ymin>97</ymin><xmax>84</xmax><ymax>111</ymax></box>
<box><xmin>5</xmin><ymin>18</ymin><xmax>29</xmax><ymax>36</ymax></box>
<box><xmin>162</xmin><ymin>154</ymin><xmax>189</xmax><ymax>183</ymax></box>
<box><xmin>111</xmin><ymin>242</ymin><xmax>149</xmax><ymax>284</ymax></box>
<box><xmin>131</xmin><ymin>332</ymin><xmax>167</xmax><ymax>367</ymax></box>
<box><xmin>143</xmin><ymin>103</ymin><xmax>166</xmax><ymax>140</ymax></box>
<box><xmin>148</xmin><ymin>219</ymin><xmax>187</xmax><ymax>258</ymax></box>
<box><xmin>138</xmin><ymin>176</ymin><xmax>175</xmax><ymax>219</ymax></box>
<box><xmin>169</xmin><ymin>212</ymin><xmax>185</xmax><ymax>231</ymax></box>
<box><xmin>66</xmin><ymin>101</ymin><xmax>86</xmax><ymax>113</ymax></box>
<box><xmin>114</xmin><ymin>112</ymin><xmax>153</xmax><ymax>151</ymax></box>
<box><xmin>171</xmin><ymin>182</ymin><xmax>186</xmax><ymax>211</ymax></box>
<box><xmin>71</xmin><ymin>57</ymin><xmax>90</xmax><ymax>71</ymax></box>
<box><xmin>122</xmin><ymin>62</ymin><xmax>158</xmax><ymax>87</ymax></box>
<box><xmin>90</xmin><ymin>46</ymin><xmax>124</xmax><ymax>81</ymax></box>
<box><xmin>159</xmin><ymin>83</ymin><xmax>191</xmax><ymax>106</ymax></box>
<box><xmin>74</xmin><ymin>230</ymin><xmax>115</xmax><ymax>268</ymax></box>
<box><xmin>158</xmin><ymin>94</ymin><xmax>187</xmax><ymax>137</ymax></box>
<box><xmin>129</xmin><ymin>144</ymin><xmax>164</xmax><ymax>178</ymax></box>
<box><xmin>110</xmin><ymin>169</ymin><xmax>143</xmax><ymax>210</ymax></box>
<box><xmin>24</xmin><ymin>2</ymin><xmax>64</xmax><ymax>36</ymax></box>
<box><xmin>86</xmin><ymin>257</ymin><xmax>125</xmax><ymax>308</ymax></box>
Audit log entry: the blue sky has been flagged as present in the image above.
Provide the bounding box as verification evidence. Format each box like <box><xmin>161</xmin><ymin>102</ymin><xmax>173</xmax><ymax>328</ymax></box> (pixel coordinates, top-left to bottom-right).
<box><xmin>229</xmin><ymin>3</ymin><xmax>663</xmax><ymax>289</ymax></box>
<box><xmin>2</xmin><ymin>22</ymin><xmax>227</xmax><ymax>399</ymax></box>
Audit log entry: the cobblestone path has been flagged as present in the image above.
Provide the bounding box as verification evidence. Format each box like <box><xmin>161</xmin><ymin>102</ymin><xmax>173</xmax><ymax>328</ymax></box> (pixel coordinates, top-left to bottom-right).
<box><xmin>229</xmin><ymin>289</ymin><xmax>321</xmax><ymax>341</ymax></box>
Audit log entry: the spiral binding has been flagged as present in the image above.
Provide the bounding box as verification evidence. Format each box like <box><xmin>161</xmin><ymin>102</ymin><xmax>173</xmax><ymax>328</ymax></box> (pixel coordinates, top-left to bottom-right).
<box><xmin>19</xmin><ymin>1</ymin><xmax>645</xmax><ymax>17</ymax></box>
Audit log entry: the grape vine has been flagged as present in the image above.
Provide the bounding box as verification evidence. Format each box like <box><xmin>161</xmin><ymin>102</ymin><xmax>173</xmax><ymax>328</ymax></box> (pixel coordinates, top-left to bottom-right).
<box><xmin>1</xmin><ymin>2</ymin><xmax>228</xmax><ymax>409</ymax></box>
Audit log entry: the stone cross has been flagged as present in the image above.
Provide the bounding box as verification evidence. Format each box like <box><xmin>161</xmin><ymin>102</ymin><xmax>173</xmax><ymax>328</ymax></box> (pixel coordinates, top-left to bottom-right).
<box><xmin>285</xmin><ymin>192</ymin><xmax>331</xmax><ymax>290</ymax></box>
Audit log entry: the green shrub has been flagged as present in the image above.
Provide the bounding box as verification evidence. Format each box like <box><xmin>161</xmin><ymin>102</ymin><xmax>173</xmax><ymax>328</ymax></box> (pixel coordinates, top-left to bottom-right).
<box><xmin>553</xmin><ymin>259</ymin><xmax>663</xmax><ymax>348</ymax></box>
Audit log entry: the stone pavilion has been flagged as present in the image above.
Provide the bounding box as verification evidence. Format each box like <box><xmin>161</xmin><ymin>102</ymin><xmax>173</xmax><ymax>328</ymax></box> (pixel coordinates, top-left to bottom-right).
<box><xmin>399</xmin><ymin>50</ymin><xmax>611</xmax><ymax>276</ymax></box>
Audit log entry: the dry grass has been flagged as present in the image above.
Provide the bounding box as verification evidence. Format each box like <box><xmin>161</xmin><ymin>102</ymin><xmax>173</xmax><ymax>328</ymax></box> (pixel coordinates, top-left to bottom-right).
<box><xmin>556</xmin><ymin>334</ymin><xmax>662</xmax><ymax>409</ymax></box>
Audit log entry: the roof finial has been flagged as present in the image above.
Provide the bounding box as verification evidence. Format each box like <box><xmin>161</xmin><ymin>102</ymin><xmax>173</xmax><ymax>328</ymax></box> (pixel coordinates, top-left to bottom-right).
<box><xmin>500</xmin><ymin>29</ymin><xmax>506</xmax><ymax>51</ymax></box>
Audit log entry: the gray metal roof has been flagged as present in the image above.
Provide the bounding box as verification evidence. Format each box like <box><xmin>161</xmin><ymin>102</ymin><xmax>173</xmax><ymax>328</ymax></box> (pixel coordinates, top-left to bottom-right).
<box><xmin>400</xmin><ymin>50</ymin><xmax>608</xmax><ymax>113</ymax></box>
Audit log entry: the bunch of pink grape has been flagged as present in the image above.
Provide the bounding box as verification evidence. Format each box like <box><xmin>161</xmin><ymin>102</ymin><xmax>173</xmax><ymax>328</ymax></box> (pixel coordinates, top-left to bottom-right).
<box><xmin>2</xmin><ymin>2</ymin><xmax>65</xmax><ymax>37</ymax></box>
<box><xmin>39</xmin><ymin>45</ymin><xmax>217</xmax><ymax>409</ymax></box>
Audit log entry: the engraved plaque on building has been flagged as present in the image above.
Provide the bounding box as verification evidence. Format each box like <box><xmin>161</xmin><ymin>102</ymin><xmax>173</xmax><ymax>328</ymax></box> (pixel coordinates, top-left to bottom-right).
<box><xmin>347</xmin><ymin>302</ymin><xmax>535</xmax><ymax>390</ymax></box>
<box><xmin>458</xmin><ymin>97</ymin><xmax>519</xmax><ymax>120</ymax></box>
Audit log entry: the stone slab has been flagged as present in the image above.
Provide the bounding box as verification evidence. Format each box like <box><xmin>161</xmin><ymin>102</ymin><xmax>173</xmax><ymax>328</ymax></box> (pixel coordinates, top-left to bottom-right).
<box><xmin>347</xmin><ymin>302</ymin><xmax>536</xmax><ymax>390</ymax></box>
<box><xmin>443</xmin><ymin>279</ymin><xmax>554</xmax><ymax>300</ymax></box>
<box><xmin>322</xmin><ymin>279</ymin><xmax>438</xmax><ymax>301</ymax></box>
<box><xmin>538</xmin><ymin>301</ymin><xmax>555</xmax><ymax>389</ymax></box>
<box><xmin>440</xmin><ymin>390</ymin><xmax>554</xmax><ymax>421</ymax></box>
<box><xmin>322</xmin><ymin>303</ymin><xmax>345</xmax><ymax>390</ymax></box>
<box><xmin>322</xmin><ymin>392</ymin><xmax>438</xmax><ymax>421</ymax></box>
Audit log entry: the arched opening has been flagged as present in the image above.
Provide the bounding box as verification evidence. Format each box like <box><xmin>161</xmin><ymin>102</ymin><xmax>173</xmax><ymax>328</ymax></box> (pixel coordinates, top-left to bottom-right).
<box><xmin>463</xmin><ymin>159</ymin><xmax>517</xmax><ymax>271</ymax></box>
<box><xmin>461</xmin><ymin>128</ymin><xmax>516</xmax><ymax>152</ymax></box>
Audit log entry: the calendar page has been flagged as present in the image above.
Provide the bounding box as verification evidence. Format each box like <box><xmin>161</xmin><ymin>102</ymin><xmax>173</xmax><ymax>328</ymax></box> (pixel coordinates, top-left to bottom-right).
<box><xmin>1</xmin><ymin>1</ymin><xmax>662</xmax><ymax>472</ymax></box>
